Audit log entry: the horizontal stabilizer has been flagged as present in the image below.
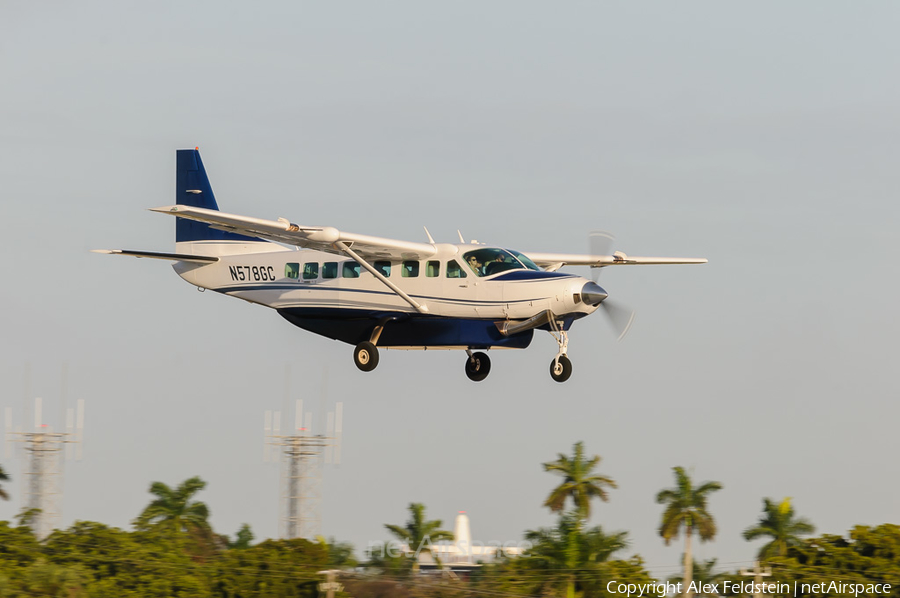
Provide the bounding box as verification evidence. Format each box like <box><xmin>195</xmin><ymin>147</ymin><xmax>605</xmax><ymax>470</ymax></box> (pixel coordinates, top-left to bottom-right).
<box><xmin>92</xmin><ymin>249</ymin><xmax>218</xmax><ymax>264</ymax></box>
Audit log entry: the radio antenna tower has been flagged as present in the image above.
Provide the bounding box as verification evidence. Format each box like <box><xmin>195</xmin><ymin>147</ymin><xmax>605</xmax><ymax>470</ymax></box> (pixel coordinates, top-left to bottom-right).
<box><xmin>264</xmin><ymin>399</ymin><xmax>342</xmax><ymax>540</ymax></box>
<box><xmin>4</xmin><ymin>397</ymin><xmax>85</xmax><ymax>540</ymax></box>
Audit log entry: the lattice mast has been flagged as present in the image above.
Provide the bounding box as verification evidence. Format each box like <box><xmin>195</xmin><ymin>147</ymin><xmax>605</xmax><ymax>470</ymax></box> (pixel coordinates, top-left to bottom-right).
<box><xmin>264</xmin><ymin>399</ymin><xmax>342</xmax><ymax>540</ymax></box>
<box><xmin>4</xmin><ymin>398</ymin><xmax>84</xmax><ymax>540</ymax></box>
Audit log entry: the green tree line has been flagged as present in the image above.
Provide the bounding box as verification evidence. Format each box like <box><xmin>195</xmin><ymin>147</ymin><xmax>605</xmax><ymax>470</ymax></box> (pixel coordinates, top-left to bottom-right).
<box><xmin>1</xmin><ymin>448</ymin><xmax>899</xmax><ymax>598</ymax></box>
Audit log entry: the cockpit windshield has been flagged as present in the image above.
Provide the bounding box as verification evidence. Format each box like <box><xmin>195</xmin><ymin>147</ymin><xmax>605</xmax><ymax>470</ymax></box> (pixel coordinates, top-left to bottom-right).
<box><xmin>507</xmin><ymin>249</ymin><xmax>541</xmax><ymax>272</ymax></box>
<box><xmin>462</xmin><ymin>248</ymin><xmax>542</xmax><ymax>277</ymax></box>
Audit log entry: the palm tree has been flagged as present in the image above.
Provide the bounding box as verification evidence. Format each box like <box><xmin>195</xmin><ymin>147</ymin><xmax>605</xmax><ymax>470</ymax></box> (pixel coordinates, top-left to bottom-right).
<box><xmin>580</xmin><ymin>525</ymin><xmax>629</xmax><ymax>565</ymax></box>
<box><xmin>543</xmin><ymin>441</ymin><xmax>617</xmax><ymax>523</ymax></box>
<box><xmin>384</xmin><ymin>503</ymin><xmax>453</xmax><ymax>572</ymax></box>
<box><xmin>657</xmin><ymin>467</ymin><xmax>723</xmax><ymax>598</ymax></box>
<box><xmin>0</xmin><ymin>465</ymin><xmax>10</xmax><ymax>501</ymax></box>
<box><xmin>542</xmin><ymin>443</ymin><xmax>617</xmax><ymax>598</ymax></box>
<box><xmin>524</xmin><ymin>513</ymin><xmax>629</xmax><ymax>597</ymax></box>
<box><xmin>743</xmin><ymin>497</ymin><xmax>815</xmax><ymax>560</ymax></box>
<box><xmin>135</xmin><ymin>476</ymin><xmax>210</xmax><ymax>534</ymax></box>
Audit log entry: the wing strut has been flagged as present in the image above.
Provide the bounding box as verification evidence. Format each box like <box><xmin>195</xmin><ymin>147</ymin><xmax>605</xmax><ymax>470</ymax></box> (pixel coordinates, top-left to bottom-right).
<box><xmin>334</xmin><ymin>241</ymin><xmax>429</xmax><ymax>314</ymax></box>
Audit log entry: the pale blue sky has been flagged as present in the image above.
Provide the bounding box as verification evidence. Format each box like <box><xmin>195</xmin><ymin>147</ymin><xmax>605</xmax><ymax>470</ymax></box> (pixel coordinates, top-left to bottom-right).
<box><xmin>1</xmin><ymin>1</ymin><xmax>898</xmax><ymax>577</ymax></box>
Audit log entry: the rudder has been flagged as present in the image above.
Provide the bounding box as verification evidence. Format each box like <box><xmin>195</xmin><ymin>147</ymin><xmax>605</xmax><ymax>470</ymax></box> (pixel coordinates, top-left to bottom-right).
<box><xmin>175</xmin><ymin>148</ymin><xmax>260</xmax><ymax>243</ymax></box>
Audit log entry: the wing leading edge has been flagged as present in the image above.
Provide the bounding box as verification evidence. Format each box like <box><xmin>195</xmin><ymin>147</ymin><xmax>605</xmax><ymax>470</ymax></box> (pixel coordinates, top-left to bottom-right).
<box><xmin>150</xmin><ymin>205</ymin><xmax>437</xmax><ymax>261</ymax></box>
<box><xmin>525</xmin><ymin>251</ymin><xmax>708</xmax><ymax>268</ymax></box>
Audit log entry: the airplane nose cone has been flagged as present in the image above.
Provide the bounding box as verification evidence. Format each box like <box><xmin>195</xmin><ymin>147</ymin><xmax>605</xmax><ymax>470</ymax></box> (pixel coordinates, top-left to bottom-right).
<box><xmin>581</xmin><ymin>281</ymin><xmax>608</xmax><ymax>306</ymax></box>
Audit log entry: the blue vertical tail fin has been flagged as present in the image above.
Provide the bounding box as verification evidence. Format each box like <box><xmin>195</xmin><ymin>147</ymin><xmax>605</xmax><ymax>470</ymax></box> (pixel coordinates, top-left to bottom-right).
<box><xmin>175</xmin><ymin>149</ymin><xmax>261</xmax><ymax>243</ymax></box>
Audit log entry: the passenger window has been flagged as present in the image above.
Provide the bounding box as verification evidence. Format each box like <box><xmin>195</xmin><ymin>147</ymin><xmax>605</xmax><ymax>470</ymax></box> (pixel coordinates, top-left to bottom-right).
<box><xmin>342</xmin><ymin>261</ymin><xmax>361</xmax><ymax>278</ymax></box>
<box><xmin>285</xmin><ymin>263</ymin><xmax>300</xmax><ymax>279</ymax></box>
<box><xmin>323</xmin><ymin>262</ymin><xmax>338</xmax><ymax>279</ymax></box>
<box><xmin>303</xmin><ymin>263</ymin><xmax>319</xmax><ymax>280</ymax></box>
<box><xmin>426</xmin><ymin>261</ymin><xmax>440</xmax><ymax>277</ymax></box>
<box><xmin>402</xmin><ymin>261</ymin><xmax>419</xmax><ymax>278</ymax></box>
<box><xmin>446</xmin><ymin>260</ymin><xmax>467</xmax><ymax>279</ymax></box>
<box><xmin>374</xmin><ymin>261</ymin><xmax>391</xmax><ymax>277</ymax></box>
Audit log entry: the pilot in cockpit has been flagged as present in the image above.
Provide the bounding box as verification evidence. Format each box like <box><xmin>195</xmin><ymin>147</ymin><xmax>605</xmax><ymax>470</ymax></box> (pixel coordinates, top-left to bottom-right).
<box><xmin>467</xmin><ymin>254</ymin><xmax>483</xmax><ymax>275</ymax></box>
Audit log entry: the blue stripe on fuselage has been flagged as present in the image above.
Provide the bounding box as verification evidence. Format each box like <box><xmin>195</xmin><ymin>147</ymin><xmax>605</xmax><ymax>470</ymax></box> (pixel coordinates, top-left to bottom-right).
<box><xmin>490</xmin><ymin>271</ymin><xmax>576</xmax><ymax>281</ymax></box>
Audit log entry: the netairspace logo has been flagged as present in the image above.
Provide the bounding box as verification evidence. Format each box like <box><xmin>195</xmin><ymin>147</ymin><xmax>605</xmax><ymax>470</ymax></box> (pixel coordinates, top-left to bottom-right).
<box><xmin>606</xmin><ymin>581</ymin><xmax>893</xmax><ymax>597</ymax></box>
<box><xmin>794</xmin><ymin>582</ymin><xmax>892</xmax><ymax>597</ymax></box>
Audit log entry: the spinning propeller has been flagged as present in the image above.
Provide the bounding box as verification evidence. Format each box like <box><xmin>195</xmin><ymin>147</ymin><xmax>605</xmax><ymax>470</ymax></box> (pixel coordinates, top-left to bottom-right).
<box><xmin>587</xmin><ymin>231</ymin><xmax>636</xmax><ymax>341</ymax></box>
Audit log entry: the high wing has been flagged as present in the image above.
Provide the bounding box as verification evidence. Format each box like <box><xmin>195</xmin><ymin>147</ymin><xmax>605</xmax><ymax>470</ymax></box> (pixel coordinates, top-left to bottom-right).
<box><xmin>150</xmin><ymin>205</ymin><xmax>437</xmax><ymax>260</ymax></box>
<box><xmin>525</xmin><ymin>251</ymin><xmax>707</xmax><ymax>269</ymax></box>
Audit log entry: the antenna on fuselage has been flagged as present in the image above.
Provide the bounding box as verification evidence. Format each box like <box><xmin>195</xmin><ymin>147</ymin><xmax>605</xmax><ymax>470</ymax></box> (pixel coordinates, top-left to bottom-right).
<box><xmin>423</xmin><ymin>227</ymin><xmax>435</xmax><ymax>244</ymax></box>
<box><xmin>457</xmin><ymin>230</ymin><xmax>465</xmax><ymax>243</ymax></box>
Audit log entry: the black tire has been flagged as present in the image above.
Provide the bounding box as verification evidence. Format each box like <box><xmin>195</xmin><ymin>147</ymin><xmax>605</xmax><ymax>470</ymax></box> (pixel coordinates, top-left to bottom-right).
<box><xmin>354</xmin><ymin>341</ymin><xmax>379</xmax><ymax>372</ymax></box>
<box><xmin>465</xmin><ymin>351</ymin><xmax>491</xmax><ymax>382</ymax></box>
<box><xmin>550</xmin><ymin>355</ymin><xmax>572</xmax><ymax>383</ymax></box>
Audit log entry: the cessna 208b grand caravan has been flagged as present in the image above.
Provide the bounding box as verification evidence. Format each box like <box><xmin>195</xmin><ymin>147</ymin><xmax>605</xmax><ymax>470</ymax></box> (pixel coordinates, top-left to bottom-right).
<box><xmin>98</xmin><ymin>149</ymin><xmax>707</xmax><ymax>383</ymax></box>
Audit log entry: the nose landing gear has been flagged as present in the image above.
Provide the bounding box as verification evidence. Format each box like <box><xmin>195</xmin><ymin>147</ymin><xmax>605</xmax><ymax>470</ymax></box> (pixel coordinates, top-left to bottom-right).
<box><xmin>548</xmin><ymin>325</ymin><xmax>573</xmax><ymax>383</ymax></box>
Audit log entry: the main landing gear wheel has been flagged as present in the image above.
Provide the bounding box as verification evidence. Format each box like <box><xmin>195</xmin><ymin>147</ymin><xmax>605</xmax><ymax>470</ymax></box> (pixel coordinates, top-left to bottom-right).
<box><xmin>353</xmin><ymin>341</ymin><xmax>379</xmax><ymax>372</ymax></box>
<box><xmin>550</xmin><ymin>355</ymin><xmax>572</xmax><ymax>383</ymax></box>
<box><xmin>465</xmin><ymin>351</ymin><xmax>491</xmax><ymax>382</ymax></box>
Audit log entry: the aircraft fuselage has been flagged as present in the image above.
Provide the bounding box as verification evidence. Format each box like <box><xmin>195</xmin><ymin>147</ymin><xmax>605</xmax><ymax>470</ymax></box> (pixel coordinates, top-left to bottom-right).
<box><xmin>173</xmin><ymin>242</ymin><xmax>599</xmax><ymax>349</ymax></box>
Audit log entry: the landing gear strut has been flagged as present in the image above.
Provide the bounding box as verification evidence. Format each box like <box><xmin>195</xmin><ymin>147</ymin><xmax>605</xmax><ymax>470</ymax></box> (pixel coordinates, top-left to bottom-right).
<box><xmin>548</xmin><ymin>325</ymin><xmax>573</xmax><ymax>383</ymax></box>
<box><xmin>353</xmin><ymin>341</ymin><xmax>379</xmax><ymax>372</ymax></box>
<box><xmin>465</xmin><ymin>350</ymin><xmax>491</xmax><ymax>382</ymax></box>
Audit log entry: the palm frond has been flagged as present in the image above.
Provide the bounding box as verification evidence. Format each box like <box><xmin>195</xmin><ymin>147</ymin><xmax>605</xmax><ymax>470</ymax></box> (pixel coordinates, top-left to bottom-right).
<box><xmin>175</xmin><ymin>476</ymin><xmax>206</xmax><ymax>501</ymax></box>
<box><xmin>694</xmin><ymin>514</ymin><xmax>717</xmax><ymax>542</ymax></box>
<box><xmin>544</xmin><ymin>485</ymin><xmax>574</xmax><ymax>512</ymax></box>
<box><xmin>742</xmin><ymin>525</ymin><xmax>768</xmax><ymax>541</ymax></box>
<box><xmin>147</xmin><ymin>482</ymin><xmax>173</xmax><ymax>501</ymax></box>
<box><xmin>385</xmin><ymin>524</ymin><xmax>411</xmax><ymax>542</ymax></box>
<box><xmin>695</xmin><ymin>481</ymin><xmax>723</xmax><ymax>495</ymax></box>
<box><xmin>791</xmin><ymin>519</ymin><xmax>816</xmax><ymax>535</ymax></box>
<box><xmin>656</xmin><ymin>489</ymin><xmax>678</xmax><ymax>503</ymax></box>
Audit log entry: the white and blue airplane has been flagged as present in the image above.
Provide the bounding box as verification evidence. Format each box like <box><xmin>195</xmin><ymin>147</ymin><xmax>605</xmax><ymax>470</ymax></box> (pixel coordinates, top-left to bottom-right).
<box><xmin>97</xmin><ymin>149</ymin><xmax>706</xmax><ymax>382</ymax></box>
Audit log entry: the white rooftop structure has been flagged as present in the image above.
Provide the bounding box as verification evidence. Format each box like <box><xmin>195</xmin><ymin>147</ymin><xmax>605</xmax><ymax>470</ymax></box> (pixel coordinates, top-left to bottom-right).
<box><xmin>409</xmin><ymin>511</ymin><xmax>526</xmax><ymax>567</ymax></box>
